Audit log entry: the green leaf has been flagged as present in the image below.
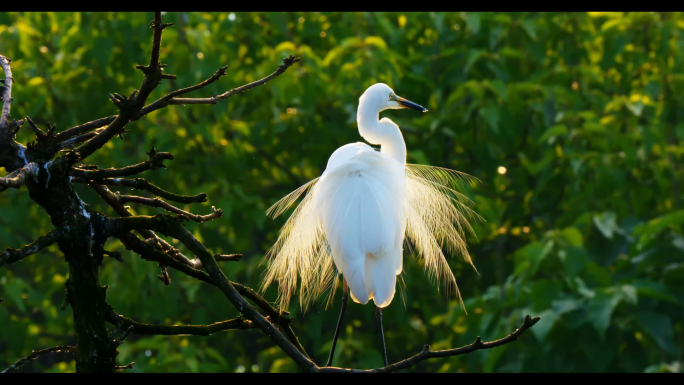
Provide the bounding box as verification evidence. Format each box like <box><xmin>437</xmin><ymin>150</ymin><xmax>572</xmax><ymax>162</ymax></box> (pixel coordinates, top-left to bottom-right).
<box><xmin>587</xmin><ymin>290</ymin><xmax>621</xmax><ymax>339</ymax></box>
<box><xmin>593</xmin><ymin>212</ymin><xmax>619</xmax><ymax>239</ymax></box>
<box><xmin>620</xmin><ymin>285</ymin><xmax>638</xmax><ymax>305</ymax></box>
<box><xmin>518</xmin><ymin>151</ymin><xmax>555</xmax><ymax>175</ymax></box>
<box><xmin>586</xmin><ymin>262</ymin><xmax>612</xmax><ymax>287</ymax></box>
<box><xmin>637</xmin><ymin>312</ymin><xmax>678</xmax><ymax>354</ymax></box>
<box><xmin>538</xmin><ymin>124</ymin><xmax>567</xmax><ymax>144</ymax></box>
<box><xmin>513</xmin><ymin>241</ymin><xmax>553</xmax><ymax>277</ymax></box>
<box><xmin>5</xmin><ymin>277</ymin><xmax>26</xmax><ymax>313</ymax></box>
<box><xmin>464</xmin><ymin>12</ymin><xmax>481</xmax><ymax>34</ymax></box>
<box><xmin>633</xmin><ymin>210</ymin><xmax>684</xmax><ymax>246</ymax></box>
<box><xmin>205</xmin><ymin>347</ymin><xmax>228</xmax><ymax>367</ymax></box>
<box><xmin>463</xmin><ymin>49</ymin><xmax>483</xmax><ymax>76</ymax></box>
<box><xmin>531</xmin><ymin>309</ymin><xmax>558</xmax><ymax>342</ymax></box>
<box><xmin>559</xmin><ymin>246</ymin><xmax>589</xmax><ymax>277</ymax></box>
<box><xmin>561</xmin><ymin>227</ymin><xmax>584</xmax><ymax>247</ymax></box>
<box><xmin>520</xmin><ymin>19</ymin><xmax>538</xmax><ymax>41</ymax></box>
<box><xmin>632</xmin><ymin>279</ymin><xmax>679</xmax><ymax>303</ymax></box>
<box><xmin>479</xmin><ymin>105</ymin><xmax>500</xmax><ymax>134</ymax></box>
<box><xmin>488</xmin><ymin>79</ymin><xmax>507</xmax><ymax>101</ymax></box>
<box><xmin>552</xmin><ymin>298</ymin><xmax>583</xmax><ymax>315</ymax></box>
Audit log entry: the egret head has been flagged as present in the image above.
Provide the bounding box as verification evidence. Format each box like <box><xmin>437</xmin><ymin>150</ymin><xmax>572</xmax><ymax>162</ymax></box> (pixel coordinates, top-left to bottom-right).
<box><xmin>360</xmin><ymin>83</ymin><xmax>428</xmax><ymax>113</ymax></box>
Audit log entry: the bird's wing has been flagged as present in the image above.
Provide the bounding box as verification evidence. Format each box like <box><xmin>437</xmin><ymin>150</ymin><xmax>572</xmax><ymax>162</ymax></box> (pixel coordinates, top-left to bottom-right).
<box><xmin>261</xmin><ymin>177</ymin><xmax>337</xmax><ymax>311</ymax></box>
<box><xmin>404</xmin><ymin>164</ymin><xmax>482</xmax><ymax>311</ymax></box>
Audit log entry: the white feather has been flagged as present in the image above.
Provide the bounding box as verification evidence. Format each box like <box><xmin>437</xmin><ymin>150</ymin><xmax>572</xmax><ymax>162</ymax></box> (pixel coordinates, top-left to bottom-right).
<box><xmin>261</xmin><ymin>158</ymin><xmax>480</xmax><ymax>311</ymax></box>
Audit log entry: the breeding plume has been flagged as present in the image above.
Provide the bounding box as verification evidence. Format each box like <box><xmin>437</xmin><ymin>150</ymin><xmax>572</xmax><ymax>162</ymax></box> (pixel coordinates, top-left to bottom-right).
<box><xmin>261</xmin><ymin>83</ymin><xmax>479</xmax><ymax>367</ymax></box>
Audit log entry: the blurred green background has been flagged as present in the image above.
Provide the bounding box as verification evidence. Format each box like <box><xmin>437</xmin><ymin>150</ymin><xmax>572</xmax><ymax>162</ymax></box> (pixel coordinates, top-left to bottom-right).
<box><xmin>0</xmin><ymin>12</ymin><xmax>683</xmax><ymax>373</ymax></box>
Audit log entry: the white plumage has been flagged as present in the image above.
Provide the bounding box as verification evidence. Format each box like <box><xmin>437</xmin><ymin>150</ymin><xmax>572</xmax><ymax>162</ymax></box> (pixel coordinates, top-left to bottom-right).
<box><xmin>261</xmin><ymin>83</ymin><xmax>480</xmax><ymax>312</ymax></box>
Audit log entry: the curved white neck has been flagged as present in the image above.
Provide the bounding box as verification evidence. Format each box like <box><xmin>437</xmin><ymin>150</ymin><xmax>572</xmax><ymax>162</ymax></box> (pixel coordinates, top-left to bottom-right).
<box><xmin>357</xmin><ymin>102</ymin><xmax>407</xmax><ymax>165</ymax></box>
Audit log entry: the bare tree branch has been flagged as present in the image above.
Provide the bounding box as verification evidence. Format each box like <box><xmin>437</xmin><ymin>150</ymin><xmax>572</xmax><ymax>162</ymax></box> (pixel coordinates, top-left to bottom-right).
<box><xmin>115</xmin><ymin>362</ymin><xmax>135</xmax><ymax>371</ymax></box>
<box><xmin>0</xmin><ymin>162</ymin><xmax>39</xmax><ymax>191</ymax></box>
<box><xmin>75</xmin><ymin>176</ymin><xmax>207</xmax><ymax>204</ymax></box>
<box><xmin>59</xmin><ymin>129</ymin><xmax>105</xmax><ymax>149</ymax></box>
<box><xmin>106</xmin><ymin>311</ymin><xmax>255</xmax><ymax>335</ymax></box>
<box><xmin>132</xmin><ymin>66</ymin><xmax>228</xmax><ymax>121</ymax></box>
<box><xmin>162</xmin><ymin>223</ymin><xmax>314</xmax><ymax>367</ymax></box>
<box><xmin>193</xmin><ymin>253</ymin><xmax>242</xmax><ymax>268</ymax></box>
<box><xmin>134</xmin><ymin>55</ymin><xmax>300</xmax><ymax>120</ymax></box>
<box><xmin>113</xmin><ymin>231</ymin><xmax>305</xmax><ymax>355</ymax></box>
<box><xmin>119</xmin><ymin>195</ymin><xmax>223</xmax><ymax>223</ymax></box>
<box><xmin>74</xmin><ymin>13</ymin><xmax>171</xmax><ymax>160</ymax></box>
<box><xmin>0</xmin><ymin>229</ymin><xmax>62</xmax><ymax>268</ymax></box>
<box><xmin>70</xmin><ymin>148</ymin><xmax>172</xmax><ymax>179</ymax></box>
<box><xmin>2</xmin><ymin>346</ymin><xmax>75</xmax><ymax>373</ymax></box>
<box><xmin>24</xmin><ymin>116</ymin><xmax>46</xmax><ymax>139</ymax></box>
<box><xmin>316</xmin><ymin>315</ymin><xmax>541</xmax><ymax>373</ymax></box>
<box><xmin>91</xmin><ymin>183</ymin><xmax>194</xmax><ymax>282</ymax></box>
<box><xmin>54</xmin><ymin>116</ymin><xmax>117</xmax><ymax>142</ymax></box>
<box><xmin>0</xmin><ymin>54</ymin><xmax>13</xmax><ymax>129</ymax></box>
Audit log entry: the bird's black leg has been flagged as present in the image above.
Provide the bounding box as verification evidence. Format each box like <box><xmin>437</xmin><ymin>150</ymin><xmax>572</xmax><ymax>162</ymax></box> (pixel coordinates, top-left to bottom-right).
<box><xmin>326</xmin><ymin>278</ymin><xmax>349</xmax><ymax>367</ymax></box>
<box><xmin>375</xmin><ymin>305</ymin><xmax>388</xmax><ymax>366</ymax></box>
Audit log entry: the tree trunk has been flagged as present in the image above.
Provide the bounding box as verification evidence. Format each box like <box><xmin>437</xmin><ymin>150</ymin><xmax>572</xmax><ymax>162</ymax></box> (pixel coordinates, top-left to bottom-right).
<box><xmin>26</xmin><ymin>168</ymin><xmax>118</xmax><ymax>373</ymax></box>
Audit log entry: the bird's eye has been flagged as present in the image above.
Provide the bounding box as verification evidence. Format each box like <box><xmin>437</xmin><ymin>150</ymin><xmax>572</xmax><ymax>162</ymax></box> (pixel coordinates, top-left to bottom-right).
<box><xmin>389</xmin><ymin>93</ymin><xmax>394</xmax><ymax>100</ymax></box>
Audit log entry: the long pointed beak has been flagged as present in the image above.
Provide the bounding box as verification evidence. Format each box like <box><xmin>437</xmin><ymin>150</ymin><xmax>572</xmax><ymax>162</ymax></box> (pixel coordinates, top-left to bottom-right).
<box><xmin>398</xmin><ymin>97</ymin><xmax>428</xmax><ymax>112</ymax></box>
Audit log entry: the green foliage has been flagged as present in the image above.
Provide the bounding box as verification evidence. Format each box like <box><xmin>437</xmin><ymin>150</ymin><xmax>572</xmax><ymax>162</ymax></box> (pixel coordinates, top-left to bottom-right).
<box><xmin>1</xmin><ymin>11</ymin><xmax>683</xmax><ymax>372</ymax></box>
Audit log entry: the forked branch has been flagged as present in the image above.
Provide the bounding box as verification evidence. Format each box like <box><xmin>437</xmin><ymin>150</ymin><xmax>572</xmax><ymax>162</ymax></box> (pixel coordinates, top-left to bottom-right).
<box><xmin>134</xmin><ymin>56</ymin><xmax>300</xmax><ymax>120</ymax></box>
<box><xmin>54</xmin><ymin>116</ymin><xmax>117</xmax><ymax>142</ymax></box>
<box><xmin>70</xmin><ymin>149</ymin><xmax>173</xmax><ymax>179</ymax></box>
<box><xmin>113</xmin><ymin>231</ymin><xmax>306</xmax><ymax>356</ymax></box>
<box><xmin>77</xmin><ymin>176</ymin><xmax>207</xmax><ymax>204</ymax></box>
<box><xmin>0</xmin><ymin>162</ymin><xmax>39</xmax><ymax>191</ymax></box>
<box><xmin>59</xmin><ymin>129</ymin><xmax>105</xmax><ymax>149</ymax></box>
<box><xmin>74</xmin><ymin>13</ymin><xmax>169</xmax><ymax>160</ymax></box>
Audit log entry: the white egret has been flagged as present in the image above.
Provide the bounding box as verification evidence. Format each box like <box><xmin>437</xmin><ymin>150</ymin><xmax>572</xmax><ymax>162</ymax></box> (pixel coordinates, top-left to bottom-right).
<box><xmin>261</xmin><ymin>83</ymin><xmax>480</xmax><ymax>367</ymax></box>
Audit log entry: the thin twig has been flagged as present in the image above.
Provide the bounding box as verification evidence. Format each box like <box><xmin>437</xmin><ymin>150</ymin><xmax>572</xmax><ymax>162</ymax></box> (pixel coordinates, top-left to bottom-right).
<box><xmin>74</xmin><ymin>13</ymin><xmax>169</xmax><ymax>160</ymax></box>
<box><xmin>106</xmin><ymin>311</ymin><xmax>255</xmax><ymax>335</ymax></box>
<box><xmin>192</xmin><ymin>253</ymin><xmax>242</xmax><ymax>268</ymax></box>
<box><xmin>134</xmin><ymin>56</ymin><xmax>300</xmax><ymax>120</ymax></box>
<box><xmin>116</xmin><ymin>325</ymin><xmax>134</xmax><ymax>346</ymax></box>
<box><xmin>59</xmin><ymin>128</ymin><xmax>105</xmax><ymax>149</ymax></box>
<box><xmin>54</xmin><ymin>116</ymin><xmax>117</xmax><ymax>142</ymax></box>
<box><xmin>70</xmin><ymin>151</ymin><xmax>173</xmax><ymax>179</ymax></box>
<box><xmin>159</xmin><ymin>223</ymin><xmax>314</xmax><ymax>368</ymax></box>
<box><xmin>75</xmin><ymin>176</ymin><xmax>207</xmax><ymax>204</ymax></box>
<box><xmin>132</xmin><ymin>66</ymin><xmax>228</xmax><ymax>121</ymax></box>
<box><xmin>115</xmin><ymin>362</ymin><xmax>136</xmax><ymax>371</ymax></box>
<box><xmin>119</xmin><ymin>195</ymin><xmax>222</xmax><ymax>223</ymax></box>
<box><xmin>25</xmin><ymin>116</ymin><xmax>46</xmax><ymax>139</ymax></box>
<box><xmin>2</xmin><ymin>346</ymin><xmax>75</xmax><ymax>373</ymax></box>
<box><xmin>91</xmin><ymin>183</ymin><xmax>193</xmax><ymax>282</ymax></box>
<box><xmin>0</xmin><ymin>229</ymin><xmax>63</xmax><ymax>268</ymax></box>
<box><xmin>114</xmin><ymin>230</ymin><xmax>305</xmax><ymax>360</ymax></box>
<box><xmin>113</xmin><ymin>232</ymin><xmax>294</xmax><ymax>331</ymax></box>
